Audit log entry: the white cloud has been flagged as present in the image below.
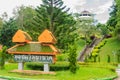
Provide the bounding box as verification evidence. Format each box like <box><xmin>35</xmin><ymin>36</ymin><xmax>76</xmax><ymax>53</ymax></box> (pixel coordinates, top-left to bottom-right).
<box><xmin>63</xmin><ymin>0</ymin><xmax>80</xmax><ymax>12</ymax></box>
<box><xmin>95</xmin><ymin>12</ymin><xmax>110</xmax><ymax>23</ymax></box>
<box><xmin>87</xmin><ymin>0</ymin><xmax>113</xmax><ymax>23</ymax></box>
<box><xmin>0</xmin><ymin>0</ymin><xmax>113</xmax><ymax>23</ymax></box>
<box><xmin>95</xmin><ymin>1</ymin><xmax>112</xmax><ymax>14</ymax></box>
<box><xmin>75</xmin><ymin>0</ymin><xmax>87</xmax><ymax>12</ymax></box>
<box><xmin>77</xmin><ymin>0</ymin><xmax>87</xmax><ymax>6</ymax></box>
<box><xmin>0</xmin><ymin>0</ymin><xmax>42</xmax><ymax>17</ymax></box>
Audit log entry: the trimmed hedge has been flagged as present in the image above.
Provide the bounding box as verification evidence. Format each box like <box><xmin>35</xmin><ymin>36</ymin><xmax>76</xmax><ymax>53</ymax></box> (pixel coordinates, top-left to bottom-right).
<box><xmin>26</xmin><ymin>62</ymin><xmax>70</xmax><ymax>71</ymax></box>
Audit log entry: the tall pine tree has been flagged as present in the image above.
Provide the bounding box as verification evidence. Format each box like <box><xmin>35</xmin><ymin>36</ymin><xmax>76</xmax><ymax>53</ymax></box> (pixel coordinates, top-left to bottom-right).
<box><xmin>107</xmin><ymin>0</ymin><xmax>120</xmax><ymax>39</ymax></box>
<box><xmin>33</xmin><ymin>0</ymin><xmax>70</xmax><ymax>33</ymax></box>
<box><xmin>115</xmin><ymin>0</ymin><xmax>120</xmax><ymax>39</ymax></box>
<box><xmin>32</xmin><ymin>0</ymin><xmax>77</xmax><ymax>51</ymax></box>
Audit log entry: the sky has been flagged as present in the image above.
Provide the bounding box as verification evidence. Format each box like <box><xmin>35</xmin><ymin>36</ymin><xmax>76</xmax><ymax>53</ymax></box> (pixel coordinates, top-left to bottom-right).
<box><xmin>0</xmin><ymin>0</ymin><xmax>113</xmax><ymax>23</ymax></box>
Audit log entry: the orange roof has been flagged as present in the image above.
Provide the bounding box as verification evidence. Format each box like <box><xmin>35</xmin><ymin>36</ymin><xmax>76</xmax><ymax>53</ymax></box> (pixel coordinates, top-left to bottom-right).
<box><xmin>38</xmin><ymin>29</ymin><xmax>57</xmax><ymax>44</ymax></box>
<box><xmin>12</xmin><ymin>30</ymin><xmax>32</xmax><ymax>43</ymax></box>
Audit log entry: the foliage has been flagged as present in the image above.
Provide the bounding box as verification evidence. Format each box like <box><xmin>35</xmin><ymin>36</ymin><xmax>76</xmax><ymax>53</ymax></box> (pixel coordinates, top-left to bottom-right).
<box><xmin>26</xmin><ymin>62</ymin><xmax>69</xmax><ymax>71</ymax></box>
<box><xmin>13</xmin><ymin>5</ymin><xmax>38</xmax><ymax>40</ymax></box>
<box><xmin>32</xmin><ymin>0</ymin><xmax>77</xmax><ymax>51</ymax></box>
<box><xmin>114</xmin><ymin>27</ymin><xmax>120</xmax><ymax>40</ymax></box>
<box><xmin>88</xmin><ymin>40</ymin><xmax>107</xmax><ymax>62</ymax></box>
<box><xmin>56</xmin><ymin>53</ymin><xmax>68</xmax><ymax>61</ymax></box>
<box><xmin>92</xmin><ymin>49</ymin><xmax>99</xmax><ymax>53</ymax></box>
<box><xmin>114</xmin><ymin>0</ymin><xmax>120</xmax><ymax>40</ymax></box>
<box><xmin>68</xmin><ymin>45</ymin><xmax>77</xmax><ymax>73</ymax></box>
<box><xmin>75</xmin><ymin>15</ymin><xmax>98</xmax><ymax>45</ymax></box>
<box><xmin>0</xmin><ymin>18</ymin><xmax>3</xmax><ymax>28</ymax></box>
<box><xmin>107</xmin><ymin>55</ymin><xmax>111</xmax><ymax>63</ymax></box>
<box><xmin>107</xmin><ymin>0</ymin><xmax>120</xmax><ymax>38</ymax></box>
<box><xmin>33</xmin><ymin>0</ymin><xmax>70</xmax><ymax>33</ymax></box>
<box><xmin>107</xmin><ymin>0</ymin><xmax>117</xmax><ymax>31</ymax></box>
<box><xmin>0</xmin><ymin>18</ymin><xmax>18</xmax><ymax>47</ymax></box>
<box><xmin>0</xmin><ymin>46</ymin><xmax>8</xmax><ymax>69</ymax></box>
<box><xmin>97</xmin><ymin>23</ymin><xmax>109</xmax><ymax>36</ymax></box>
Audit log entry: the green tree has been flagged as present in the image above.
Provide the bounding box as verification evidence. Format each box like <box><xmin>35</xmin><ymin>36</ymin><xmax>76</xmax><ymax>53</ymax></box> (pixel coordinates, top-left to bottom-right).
<box><xmin>107</xmin><ymin>0</ymin><xmax>120</xmax><ymax>39</ymax></box>
<box><xmin>32</xmin><ymin>0</ymin><xmax>77</xmax><ymax>51</ymax></box>
<box><xmin>33</xmin><ymin>0</ymin><xmax>70</xmax><ymax>33</ymax></box>
<box><xmin>0</xmin><ymin>46</ymin><xmax>8</xmax><ymax>69</ymax></box>
<box><xmin>0</xmin><ymin>18</ymin><xmax>18</xmax><ymax>47</ymax></box>
<box><xmin>114</xmin><ymin>27</ymin><xmax>120</xmax><ymax>40</ymax></box>
<box><xmin>0</xmin><ymin>18</ymin><xmax>3</xmax><ymax>28</ymax></box>
<box><xmin>13</xmin><ymin>6</ymin><xmax>38</xmax><ymax>39</ymax></box>
<box><xmin>68</xmin><ymin>45</ymin><xmax>77</xmax><ymax>73</ymax></box>
<box><xmin>1</xmin><ymin>12</ymin><xmax>8</xmax><ymax>21</ymax></box>
<box><xmin>75</xmin><ymin>17</ymin><xmax>97</xmax><ymax>45</ymax></box>
<box><xmin>13</xmin><ymin>5</ymin><xmax>37</xmax><ymax>30</ymax></box>
<box><xmin>115</xmin><ymin>0</ymin><xmax>120</xmax><ymax>39</ymax></box>
<box><xmin>97</xmin><ymin>23</ymin><xmax>109</xmax><ymax>37</ymax></box>
<box><xmin>107</xmin><ymin>0</ymin><xmax>117</xmax><ymax>31</ymax></box>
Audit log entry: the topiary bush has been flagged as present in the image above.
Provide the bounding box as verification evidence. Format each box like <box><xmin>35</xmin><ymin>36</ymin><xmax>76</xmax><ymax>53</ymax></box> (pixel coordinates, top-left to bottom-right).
<box><xmin>92</xmin><ymin>49</ymin><xmax>99</xmax><ymax>53</ymax></box>
<box><xmin>96</xmin><ymin>40</ymin><xmax>107</xmax><ymax>49</ymax></box>
<box><xmin>68</xmin><ymin>45</ymin><xmax>77</xmax><ymax>74</ymax></box>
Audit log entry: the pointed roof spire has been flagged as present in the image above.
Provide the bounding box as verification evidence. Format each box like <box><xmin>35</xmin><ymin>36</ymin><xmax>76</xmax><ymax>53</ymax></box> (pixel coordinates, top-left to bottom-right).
<box><xmin>38</xmin><ymin>29</ymin><xmax>57</xmax><ymax>44</ymax></box>
<box><xmin>12</xmin><ymin>30</ymin><xmax>32</xmax><ymax>43</ymax></box>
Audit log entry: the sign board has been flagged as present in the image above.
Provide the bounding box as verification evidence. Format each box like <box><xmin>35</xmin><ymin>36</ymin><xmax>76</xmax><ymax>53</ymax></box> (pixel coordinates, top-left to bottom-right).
<box><xmin>14</xmin><ymin>55</ymin><xmax>53</xmax><ymax>63</ymax></box>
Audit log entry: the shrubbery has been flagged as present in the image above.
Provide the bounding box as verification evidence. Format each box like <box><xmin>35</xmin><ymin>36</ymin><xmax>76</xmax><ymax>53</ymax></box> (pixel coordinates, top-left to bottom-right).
<box><xmin>0</xmin><ymin>46</ymin><xmax>8</xmax><ymax>69</ymax></box>
<box><xmin>68</xmin><ymin>45</ymin><xmax>77</xmax><ymax>73</ymax></box>
<box><xmin>92</xmin><ymin>49</ymin><xmax>99</xmax><ymax>53</ymax></box>
<box><xmin>57</xmin><ymin>53</ymin><xmax>68</xmax><ymax>61</ymax></box>
<box><xmin>89</xmin><ymin>39</ymin><xmax>107</xmax><ymax>62</ymax></box>
<box><xmin>26</xmin><ymin>62</ymin><xmax>69</xmax><ymax>71</ymax></box>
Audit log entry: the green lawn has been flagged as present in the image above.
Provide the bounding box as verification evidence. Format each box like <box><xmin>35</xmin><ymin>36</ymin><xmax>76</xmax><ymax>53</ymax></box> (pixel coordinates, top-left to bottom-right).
<box><xmin>75</xmin><ymin>39</ymin><xmax>85</xmax><ymax>56</ymax></box>
<box><xmin>0</xmin><ymin>62</ymin><xmax>117</xmax><ymax>80</ymax></box>
<box><xmin>99</xmin><ymin>37</ymin><xmax>120</xmax><ymax>63</ymax></box>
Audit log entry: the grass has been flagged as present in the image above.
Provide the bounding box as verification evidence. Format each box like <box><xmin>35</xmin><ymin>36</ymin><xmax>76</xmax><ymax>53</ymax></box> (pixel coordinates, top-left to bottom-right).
<box><xmin>11</xmin><ymin>43</ymin><xmax>53</xmax><ymax>52</ymax></box>
<box><xmin>75</xmin><ymin>39</ymin><xmax>85</xmax><ymax>56</ymax></box>
<box><xmin>99</xmin><ymin>37</ymin><xmax>120</xmax><ymax>63</ymax></box>
<box><xmin>0</xmin><ymin>62</ymin><xmax>117</xmax><ymax>80</ymax></box>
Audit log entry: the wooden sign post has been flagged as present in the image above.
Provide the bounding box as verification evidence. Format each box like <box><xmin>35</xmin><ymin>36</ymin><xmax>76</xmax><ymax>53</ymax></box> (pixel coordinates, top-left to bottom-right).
<box><xmin>7</xmin><ymin>29</ymin><xmax>59</xmax><ymax>72</ymax></box>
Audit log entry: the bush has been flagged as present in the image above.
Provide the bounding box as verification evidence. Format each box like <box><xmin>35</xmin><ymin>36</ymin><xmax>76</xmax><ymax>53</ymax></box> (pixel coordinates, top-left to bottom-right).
<box><xmin>94</xmin><ymin>46</ymin><xmax>101</xmax><ymax>49</ymax></box>
<box><xmin>26</xmin><ymin>62</ymin><xmax>69</xmax><ymax>71</ymax></box>
<box><xmin>57</xmin><ymin>53</ymin><xmax>68</xmax><ymax>61</ymax></box>
<box><xmin>96</xmin><ymin>40</ymin><xmax>107</xmax><ymax>49</ymax></box>
<box><xmin>0</xmin><ymin>46</ymin><xmax>7</xmax><ymax>69</ymax></box>
<box><xmin>114</xmin><ymin>27</ymin><xmax>120</xmax><ymax>40</ymax></box>
<box><xmin>92</xmin><ymin>49</ymin><xmax>99</xmax><ymax>53</ymax></box>
<box><xmin>92</xmin><ymin>52</ymin><xmax>98</xmax><ymax>57</ymax></box>
<box><xmin>68</xmin><ymin>45</ymin><xmax>77</xmax><ymax>74</ymax></box>
<box><xmin>98</xmin><ymin>42</ymin><xmax>104</xmax><ymax>47</ymax></box>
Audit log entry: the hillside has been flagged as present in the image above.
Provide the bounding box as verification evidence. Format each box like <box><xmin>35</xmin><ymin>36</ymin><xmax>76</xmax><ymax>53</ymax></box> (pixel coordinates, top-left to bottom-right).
<box><xmin>99</xmin><ymin>37</ymin><xmax>120</xmax><ymax>63</ymax></box>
